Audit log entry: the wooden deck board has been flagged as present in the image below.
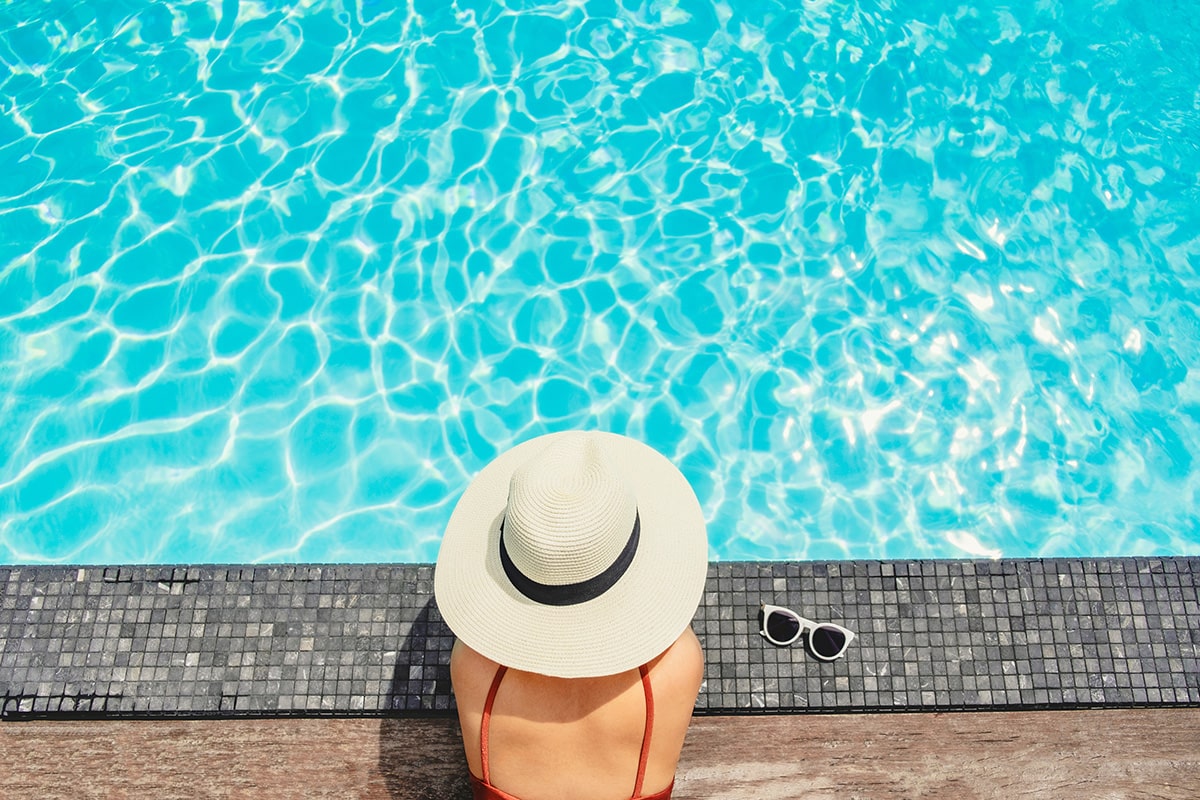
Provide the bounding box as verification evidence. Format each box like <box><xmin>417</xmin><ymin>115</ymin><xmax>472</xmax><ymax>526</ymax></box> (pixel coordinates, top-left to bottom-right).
<box><xmin>2</xmin><ymin>709</ymin><xmax>1197</xmax><ymax>799</ymax></box>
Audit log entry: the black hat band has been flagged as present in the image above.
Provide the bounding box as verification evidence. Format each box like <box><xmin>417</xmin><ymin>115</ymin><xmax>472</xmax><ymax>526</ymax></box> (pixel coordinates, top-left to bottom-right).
<box><xmin>499</xmin><ymin>512</ymin><xmax>641</xmax><ymax>606</ymax></box>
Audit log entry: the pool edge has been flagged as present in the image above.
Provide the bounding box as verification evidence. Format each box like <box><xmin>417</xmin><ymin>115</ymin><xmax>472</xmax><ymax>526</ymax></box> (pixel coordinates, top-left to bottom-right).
<box><xmin>2</xmin><ymin>557</ymin><xmax>1197</xmax><ymax>719</ymax></box>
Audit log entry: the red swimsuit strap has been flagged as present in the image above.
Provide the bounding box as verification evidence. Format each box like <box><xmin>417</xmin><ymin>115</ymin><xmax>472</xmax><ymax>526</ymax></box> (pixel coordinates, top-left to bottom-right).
<box><xmin>478</xmin><ymin>664</ymin><xmax>657</xmax><ymax>797</ymax></box>
<box><xmin>633</xmin><ymin>663</ymin><xmax>655</xmax><ymax>797</ymax></box>
<box><xmin>479</xmin><ymin>665</ymin><xmax>508</xmax><ymax>786</ymax></box>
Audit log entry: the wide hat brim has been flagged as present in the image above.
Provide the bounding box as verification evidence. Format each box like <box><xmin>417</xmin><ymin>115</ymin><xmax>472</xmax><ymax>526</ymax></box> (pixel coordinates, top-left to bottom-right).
<box><xmin>434</xmin><ymin>431</ymin><xmax>709</xmax><ymax>678</ymax></box>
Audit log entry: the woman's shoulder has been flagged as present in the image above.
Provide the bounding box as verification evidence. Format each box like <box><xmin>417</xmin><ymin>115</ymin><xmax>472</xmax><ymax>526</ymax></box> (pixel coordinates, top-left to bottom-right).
<box><xmin>646</xmin><ymin>627</ymin><xmax>704</xmax><ymax>701</ymax></box>
<box><xmin>450</xmin><ymin>639</ymin><xmax>505</xmax><ymax>705</ymax></box>
<box><xmin>450</xmin><ymin>628</ymin><xmax>703</xmax><ymax>714</ymax></box>
<box><xmin>451</xmin><ymin>638</ymin><xmax>499</xmax><ymax>671</ymax></box>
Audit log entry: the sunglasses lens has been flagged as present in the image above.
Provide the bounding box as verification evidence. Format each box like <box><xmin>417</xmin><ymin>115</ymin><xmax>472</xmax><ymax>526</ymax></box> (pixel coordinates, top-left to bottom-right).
<box><xmin>810</xmin><ymin>625</ymin><xmax>847</xmax><ymax>658</ymax></box>
<box><xmin>765</xmin><ymin>611</ymin><xmax>801</xmax><ymax>643</ymax></box>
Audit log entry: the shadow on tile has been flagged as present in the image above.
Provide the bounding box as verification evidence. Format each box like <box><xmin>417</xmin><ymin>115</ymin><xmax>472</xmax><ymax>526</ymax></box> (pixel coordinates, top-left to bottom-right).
<box><xmin>378</xmin><ymin>596</ymin><xmax>470</xmax><ymax>799</ymax></box>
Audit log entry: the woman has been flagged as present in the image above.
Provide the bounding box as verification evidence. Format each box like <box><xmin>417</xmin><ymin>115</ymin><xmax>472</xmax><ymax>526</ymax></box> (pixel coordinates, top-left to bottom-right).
<box><xmin>435</xmin><ymin>431</ymin><xmax>709</xmax><ymax>800</ymax></box>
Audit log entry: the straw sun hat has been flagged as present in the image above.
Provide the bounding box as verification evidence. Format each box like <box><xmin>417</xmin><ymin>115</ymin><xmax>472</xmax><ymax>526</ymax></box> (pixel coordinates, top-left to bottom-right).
<box><xmin>434</xmin><ymin>430</ymin><xmax>709</xmax><ymax>678</ymax></box>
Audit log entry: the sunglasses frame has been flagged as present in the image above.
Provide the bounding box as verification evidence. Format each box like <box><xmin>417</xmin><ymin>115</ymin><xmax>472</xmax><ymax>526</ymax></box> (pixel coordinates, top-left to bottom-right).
<box><xmin>759</xmin><ymin>603</ymin><xmax>856</xmax><ymax>661</ymax></box>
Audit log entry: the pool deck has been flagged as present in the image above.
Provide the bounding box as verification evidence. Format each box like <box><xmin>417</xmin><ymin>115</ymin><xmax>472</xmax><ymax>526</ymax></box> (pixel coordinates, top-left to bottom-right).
<box><xmin>3</xmin><ymin>559</ymin><xmax>1197</xmax><ymax>717</ymax></box>
<box><xmin>3</xmin><ymin>708</ymin><xmax>1198</xmax><ymax>798</ymax></box>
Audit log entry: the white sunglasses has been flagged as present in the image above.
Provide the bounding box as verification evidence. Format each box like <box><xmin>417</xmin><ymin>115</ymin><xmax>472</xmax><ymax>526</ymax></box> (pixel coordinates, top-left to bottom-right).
<box><xmin>759</xmin><ymin>604</ymin><xmax>856</xmax><ymax>661</ymax></box>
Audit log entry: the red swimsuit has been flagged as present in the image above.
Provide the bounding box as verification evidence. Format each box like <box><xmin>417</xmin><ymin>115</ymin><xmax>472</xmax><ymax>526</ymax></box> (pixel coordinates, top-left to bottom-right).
<box><xmin>469</xmin><ymin>664</ymin><xmax>674</xmax><ymax>800</ymax></box>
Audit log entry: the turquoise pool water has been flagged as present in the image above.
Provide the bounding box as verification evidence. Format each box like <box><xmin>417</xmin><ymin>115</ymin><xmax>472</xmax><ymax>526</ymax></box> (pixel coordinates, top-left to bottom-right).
<box><xmin>2</xmin><ymin>0</ymin><xmax>1198</xmax><ymax>565</ymax></box>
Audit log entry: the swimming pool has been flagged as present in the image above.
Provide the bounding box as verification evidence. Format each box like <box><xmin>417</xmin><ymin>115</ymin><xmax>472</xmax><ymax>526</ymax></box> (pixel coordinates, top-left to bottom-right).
<box><xmin>1</xmin><ymin>0</ymin><xmax>1198</xmax><ymax>565</ymax></box>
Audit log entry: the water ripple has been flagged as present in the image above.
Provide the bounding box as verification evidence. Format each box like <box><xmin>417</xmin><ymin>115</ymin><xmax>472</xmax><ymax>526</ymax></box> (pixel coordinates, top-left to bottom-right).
<box><xmin>1</xmin><ymin>0</ymin><xmax>1198</xmax><ymax>564</ymax></box>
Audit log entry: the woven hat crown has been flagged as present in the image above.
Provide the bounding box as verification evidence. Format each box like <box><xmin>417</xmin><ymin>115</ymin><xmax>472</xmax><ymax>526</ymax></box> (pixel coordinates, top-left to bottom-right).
<box><xmin>503</xmin><ymin>433</ymin><xmax>638</xmax><ymax>587</ymax></box>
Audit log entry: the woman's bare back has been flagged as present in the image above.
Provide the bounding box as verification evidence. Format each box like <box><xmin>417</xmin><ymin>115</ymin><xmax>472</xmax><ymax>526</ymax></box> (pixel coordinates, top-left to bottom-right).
<box><xmin>451</xmin><ymin>629</ymin><xmax>704</xmax><ymax>800</ymax></box>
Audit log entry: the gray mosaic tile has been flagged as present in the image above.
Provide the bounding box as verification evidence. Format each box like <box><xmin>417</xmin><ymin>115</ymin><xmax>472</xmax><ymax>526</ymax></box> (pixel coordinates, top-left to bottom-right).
<box><xmin>0</xmin><ymin>559</ymin><xmax>1197</xmax><ymax>719</ymax></box>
